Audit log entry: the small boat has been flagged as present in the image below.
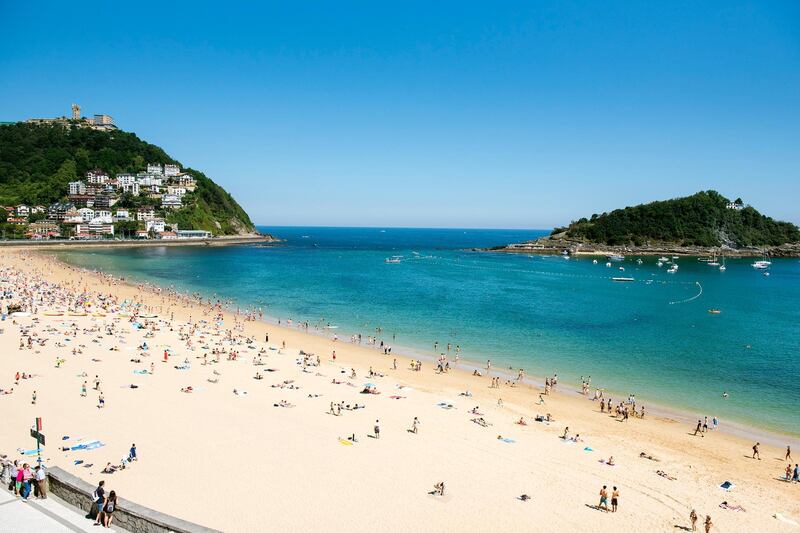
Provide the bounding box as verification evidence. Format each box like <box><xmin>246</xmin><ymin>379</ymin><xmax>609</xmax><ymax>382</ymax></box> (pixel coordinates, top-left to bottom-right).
<box><xmin>658</xmin><ymin>257</ymin><xmax>669</xmax><ymax>262</ymax></box>
<box><xmin>708</xmin><ymin>309</ymin><xmax>721</xmax><ymax>314</ymax></box>
<box><xmin>636</xmin><ymin>258</ymin><xmax>643</xmax><ymax>265</ymax></box>
<box><xmin>607</xmin><ymin>254</ymin><xmax>625</xmax><ymax>262</ymax></box>
<box><xmin>763</xmin><ymin>271</ymin><xmax>770</xmax><ymax>277</ymax></box>
<box><xmin>751</xmin><ymin>261</ymin><xmax>769</xmax><ymax>269</ymax></box>
<box><xmin>667</xmin><ymin>265</ymin><xmax>678</xmax><ymax>274</ymax></box>
<box><xmin>385</xmin><ymin>256</ymin><xmax>402</xmax><ymax>264</ymax></box>
<box><xmin>707</xmin><ymin>254</ymin><xmax>719</xmax><ymax>267</ymax></box>
<box><xmin>719</xmin><ymin>256</ymin><xmax>726</xmax><ymax>272</ymax></box>
<box><xmin>592</xmin><ymin>259</ymin><xmax>598</xmax><ymax>264</ymax></box>
<box><xmin>605</xmin><ymin>262</ymin><xmax>612</xmax><ymax>268</ymax></box>
<box><xmin>612</xmin><ymin>277</ymin><xmax>635</xmax><ymax>282</ymax></box>
<box><xmin>619</xmin><ymin>267</ymin><xmax>625</xmax><ymax>271</ymax></box>
<box><xmin>671</xmin><ymin>256</ymin><xmax>679</xmax><ymax>259</ymax></box>
<box><xmin>657</xmin><ymin>261</ymin><xmax>663</xmax><ymax>267</ymax></box>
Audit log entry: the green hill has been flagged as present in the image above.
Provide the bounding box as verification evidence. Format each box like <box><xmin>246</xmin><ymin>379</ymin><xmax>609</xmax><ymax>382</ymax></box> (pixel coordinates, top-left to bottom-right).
<box><xmin>0</xmin><ymin>122</ymin><xmax>256</xmax><ymax>235</ymax></box>
<box><xmin>559</xmin><ymin>191</ymin><xmax>799</xmax><ymax>247</ymax></box>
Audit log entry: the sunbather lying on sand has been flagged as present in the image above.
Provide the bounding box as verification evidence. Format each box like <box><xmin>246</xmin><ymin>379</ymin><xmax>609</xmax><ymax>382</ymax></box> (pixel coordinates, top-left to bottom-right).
<box><xmin>656</xmin><ymin>470</ymin><xmax>677</xmax><ymax>480</ymax></box>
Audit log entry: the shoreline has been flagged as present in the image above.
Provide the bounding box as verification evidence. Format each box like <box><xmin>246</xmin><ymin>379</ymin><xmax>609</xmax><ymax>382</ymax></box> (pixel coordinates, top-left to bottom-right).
<box><xmin>51</xmin><ymin>250</ymin><xmax>799</xmax><ymax>446</ymax></box>
<box><xmin>0</xmin><ymin>234</ymin><xmax>280</xmax><ymax>250</ymax></box>
<box><xmin>482</xmin><ymin>239</ymin><xmax>800</xmax><ymax>258</ymax></box>
<box><xmin>2</xmin><ymin>249</ymin><xmax>797</xmax><ymax>532</ymax></box>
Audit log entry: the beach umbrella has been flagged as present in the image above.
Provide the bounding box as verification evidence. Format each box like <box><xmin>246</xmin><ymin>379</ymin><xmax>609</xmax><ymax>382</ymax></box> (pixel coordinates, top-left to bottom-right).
<box><xmin>364</xmin><ymin>383</ymin><xmax>376</xmax><ymax>388</ymax></box>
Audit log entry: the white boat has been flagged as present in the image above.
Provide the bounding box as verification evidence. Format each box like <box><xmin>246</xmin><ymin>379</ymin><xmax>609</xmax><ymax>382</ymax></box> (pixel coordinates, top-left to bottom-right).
<box><xmin>657</xmin><ymin>261</ymin><xmax>663</xmax><ymax>267</ymax></box>
<box><xmin>667</xmin><ymin>265</ymin><xmax>678</xmax><ymax>273</ymax></box>
<box><xmin>751</xmin><ymin>260</ymin><xmax>769</xmax><ymax>269</ymax></box>
<box><xmin>605</xmin><ymin>262</ymin><xmax>612</xmax><ymax>268</ymax></box>
<box><xmin>385</xmin><ymin>256</ymin><xmax>402</xmax><ymax>264</ymax></box>
<box><xmin>719</xmin><ymin>256</ymin><xmax>726</xmax><ymax>272</ymax></box>
<box><xmin>619</xmin><ymin>266</ymin><xmax>625</xmax><ymax>271</ymax></box>
<box><xmin>612</xmin><ymin>277</ymin><xmax>635</xmax><ymax>282</ymax></box>
<box><xmin>592</xmin><ymin>259</ymin><xmax>598</xmax><ymax>264</ymax></box>
<box><xmin>607</xmin><ymin>254</ymin><xmax>625</xmax><ymax>262</ymax></box>
<box><xmin>636</xmin><ymin>258</ymin><xmax>643</xmax><ymax>265</ymax></box>
<box><xmin>658</xmin><ymin>257</ymin><xmax>669</xmax><ymax>262</ymax></box>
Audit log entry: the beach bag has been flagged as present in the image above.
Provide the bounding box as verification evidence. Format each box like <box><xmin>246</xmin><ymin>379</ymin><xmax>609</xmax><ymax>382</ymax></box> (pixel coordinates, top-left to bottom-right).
<box><xmin>106</xmin><ymin>500</ymin><xmax>115</xmax><ymax>513</ymax></box>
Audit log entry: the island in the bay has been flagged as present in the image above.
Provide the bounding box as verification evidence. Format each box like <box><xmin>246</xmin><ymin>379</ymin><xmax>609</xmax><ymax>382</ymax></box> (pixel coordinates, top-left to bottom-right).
<box><xmin>489</xmin><ymin>190</ymin><xmax>800</xmax><ymax>257</ymax></box>
<box><xmin>0</xmin><ymin>103</ymin><xmax>271</xmax><ymax>243</ymax></box>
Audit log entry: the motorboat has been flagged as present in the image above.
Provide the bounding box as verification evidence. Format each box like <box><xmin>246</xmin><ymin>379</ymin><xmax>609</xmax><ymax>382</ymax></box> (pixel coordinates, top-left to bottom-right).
<box><xmin>385</xmin><ymin>256</ymin><xmax>402</xmax><ymax>264</ymax></box>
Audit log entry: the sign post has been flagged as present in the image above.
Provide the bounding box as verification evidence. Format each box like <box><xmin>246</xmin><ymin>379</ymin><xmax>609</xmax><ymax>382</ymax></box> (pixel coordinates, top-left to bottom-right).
<box><xmin>30</xmin><ymin>417</ymin><xmax>45</xmax><ymax>464</ymax></box>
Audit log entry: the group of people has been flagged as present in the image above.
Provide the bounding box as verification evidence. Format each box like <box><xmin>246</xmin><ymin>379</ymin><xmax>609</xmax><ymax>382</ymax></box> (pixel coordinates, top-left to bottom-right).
<box><xmin>1</xmin><ymin>458</ymin><xmax>47</xmax><ymax>501</ymax></box>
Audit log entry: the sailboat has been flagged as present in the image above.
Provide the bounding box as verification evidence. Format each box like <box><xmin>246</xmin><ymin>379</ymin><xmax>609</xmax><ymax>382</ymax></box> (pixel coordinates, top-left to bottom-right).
<box><xmin>707</xmin><ymin>254</ymin><xmax>720</xmax><ymax>267</ymax></box>
<box><xmin>719</xmin><ymin>256</ymin><xmax>726</xmax><ymax>272</ymax></box>
<box><xmin>752</xmin><ymin>253</ymin><xmax>771</xmax><ymax>269</ymax></box>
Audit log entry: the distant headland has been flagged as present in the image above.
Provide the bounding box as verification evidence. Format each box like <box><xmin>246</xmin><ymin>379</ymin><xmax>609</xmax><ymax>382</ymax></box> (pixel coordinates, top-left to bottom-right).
<box><xmin>0</xmin><ymin>104</ymin><xmax>274</xmax><ymax>242</ymax></box>
<box><xmin>485</xmin><ymin>191</ymin><xmax>800</xmax><ymax>257</ymax></box>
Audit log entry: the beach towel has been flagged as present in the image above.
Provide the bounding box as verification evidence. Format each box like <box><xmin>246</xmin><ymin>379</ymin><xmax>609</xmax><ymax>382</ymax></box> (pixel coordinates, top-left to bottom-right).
<box><xmin>338</xmin><ymin>438</ymin><xmax>353</xmax><ymax>446</ymax></box>
<box><xmin>133</xmin><ymin>369</ymin><xmax>149</xmax><ymax>375</ymax></box>
<box><xmin>500</xmin><ymin>438</ymin><xmax>515</xmax><ymax>443</ymax></box>
<box><xmin>719</xmin><ymin>481</ymin><xmax>735</xmax><ymax>491</ymax></box>
<box><xmin>583</xmin><ymin>447</ymin><xmax>594</xmax><ymax>452</ymax></box>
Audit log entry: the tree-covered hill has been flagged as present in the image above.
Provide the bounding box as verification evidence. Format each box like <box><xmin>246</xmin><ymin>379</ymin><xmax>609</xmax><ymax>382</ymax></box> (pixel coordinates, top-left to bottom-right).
<box><xmin>559</xmin><ymin>191</ymin><xmax>799</xmax><ymax>247</ymax></box>
<box><xmin>0</xmin><ymin>122</ymin><xmax>255</xmax><ymax>235</ymax></box>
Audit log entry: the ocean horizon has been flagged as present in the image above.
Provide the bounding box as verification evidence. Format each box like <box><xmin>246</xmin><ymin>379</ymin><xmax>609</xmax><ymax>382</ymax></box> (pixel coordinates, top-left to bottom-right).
<box><xmin>56</xmin><ymin>225</ymin><xmax>800</xmax><ymax>438</ymax></box>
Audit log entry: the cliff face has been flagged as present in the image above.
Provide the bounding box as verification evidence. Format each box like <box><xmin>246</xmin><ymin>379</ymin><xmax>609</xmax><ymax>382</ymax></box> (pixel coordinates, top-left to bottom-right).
<box><xmin>0</xmin><ymin>122</ymin><xmax>257</xmax><ymax>236</ymax></box>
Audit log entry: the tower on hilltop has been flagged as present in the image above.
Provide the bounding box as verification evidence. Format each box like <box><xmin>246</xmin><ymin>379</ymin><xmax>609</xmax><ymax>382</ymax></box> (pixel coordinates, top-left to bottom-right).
<box><xmin>71</xmin><ymin>103</ymin><xmax>81</xmax><ymax>120</ymax></box>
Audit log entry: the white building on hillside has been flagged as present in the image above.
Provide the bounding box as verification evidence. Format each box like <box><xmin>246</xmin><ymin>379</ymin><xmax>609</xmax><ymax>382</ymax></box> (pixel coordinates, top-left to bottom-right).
<box><xmin>161</xmin><ymin>194</ymin><xmax>182</xmax><ymax>209</ymax></box>
<box><xmin>145</xmin><ymin>218</ymin><xmax>166</xmax><ymax>233</ymax></box>
<box><xmin>137</xmin><ymin>208</ymin><xmax>156</xmax><ymax>221</ymax></box>
<box><xmin>77</xmin><ymin>208</ymin><xmax>95</xmax><ymax>222</ymax></box>
<box><xmin>164</xmin><ymin>164</ymin><xmax>180</xmax><ymax>176</ymax></box>
<box><xmin>69</xmin><ymin>181</ymin><xmax>87</xmax><ymax>195</ymax></box>
<box><xmin>117</xmin><ymin>174</ymin><xmax>136</xmax><ymax>186</ymax></box>
<box><xmin>146</xmin><ymin>164</ymin><xmax>163</xmax><ymax>175</ymax></box>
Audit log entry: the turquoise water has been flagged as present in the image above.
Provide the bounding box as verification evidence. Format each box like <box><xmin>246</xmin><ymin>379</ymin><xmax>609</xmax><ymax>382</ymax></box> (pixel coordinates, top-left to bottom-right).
<box><xmin>57</xmin><ymin>227</ymin><xmax>800</xmax><ymax>437</ymax></box>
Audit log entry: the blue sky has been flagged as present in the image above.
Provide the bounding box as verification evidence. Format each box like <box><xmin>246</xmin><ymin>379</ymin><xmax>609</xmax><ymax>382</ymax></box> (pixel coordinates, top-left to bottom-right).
<box><xmin>1</xmin><ymin>1</ymin><xmax>798</xmax><ymax>227</ymax></box>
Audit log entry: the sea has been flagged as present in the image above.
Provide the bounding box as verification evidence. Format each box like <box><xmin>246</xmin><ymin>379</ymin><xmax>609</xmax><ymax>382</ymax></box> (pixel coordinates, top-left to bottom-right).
<box><xmin>56</xmin><ymin>226</ymin><xmax>800</xmax><ymax>438</ymax></box>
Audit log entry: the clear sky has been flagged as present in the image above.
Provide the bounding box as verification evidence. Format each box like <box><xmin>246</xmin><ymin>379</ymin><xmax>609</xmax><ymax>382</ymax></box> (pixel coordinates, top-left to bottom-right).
<box><xmin>1</xmin><ymin>1</ymin><xmax>798</xmax><ymax>227</ymax></box>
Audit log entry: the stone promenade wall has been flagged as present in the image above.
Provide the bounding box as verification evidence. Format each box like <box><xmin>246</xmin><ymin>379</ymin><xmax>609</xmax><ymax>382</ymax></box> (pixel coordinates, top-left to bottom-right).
<box><xmin>47</xmin><ymin>467</ymin><xmax>221</xmax><ymax>533</ymax></box>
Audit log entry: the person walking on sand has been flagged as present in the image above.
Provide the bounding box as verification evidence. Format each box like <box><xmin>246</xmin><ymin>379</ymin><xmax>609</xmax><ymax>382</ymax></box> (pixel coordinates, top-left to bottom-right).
<box><xmin>611</xmin><ymin>486</ymin><xmax>619</xmax><ymax>512</ymax></box>
<box><xmin>81</xmin><ymin>381</ymin><xmax>87</xmax><ymax>397</ymax></box>
<box><xmin>31</xmin><ymin>390</ymin><xmax>36</xmax><ymax>405</ymax></box>
<box><xmin>752</xmin><ymin>442</ymin><xmax>761</xmax><ymax>460</ymax></box>
<box><xmin>374</xmin><ymin>419</ymin><xmax>380</xmax><ymax>439</ymax></box>
<box><xmin>786</xmin><ymin>445</ymin><xmax>792</xmax><ymax>462</ymax></box>
<box><xmin>693</xmin><ymin>420</ymin><xmax>704</xmax><ymax>437</ymax></box>
<box><xmin>598</xmin><ymin>485</ymin><xmax>609</xmax><ymax>512</ymax></box>
<box><xmin>690</xmin><ymin>509</ymin><xmax>698</xmax><ymax>531</ymax></box>
<box><xmin>704</xmin><ymin>515</ymin><xmax>712</xmax><ymax>532</ymax></box>
<box><xmin>411</xmin><ymin>417</ymin><xmax>419</xmax><ymax>434</ymax></box>
<box><xmin>98</xmin><ymin>392</ymin><xmax>105</xmax><ymax>409</ymax></box>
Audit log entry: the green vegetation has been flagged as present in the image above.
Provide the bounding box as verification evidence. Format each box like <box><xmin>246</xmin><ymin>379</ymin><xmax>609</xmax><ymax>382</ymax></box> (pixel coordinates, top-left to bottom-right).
<box><xmin>0</xmin><ymin>122</ymin><xmax>255</xmax><ymax>235</ymax></box>
<box><xmin>560</xmin><ymin>191</ymin><xmax>800</xmax><ymax>247</ymax></box>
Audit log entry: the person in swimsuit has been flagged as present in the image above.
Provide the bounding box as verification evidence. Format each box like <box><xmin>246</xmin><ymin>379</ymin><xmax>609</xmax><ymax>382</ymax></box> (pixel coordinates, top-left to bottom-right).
<box><xmin>598</xmin><ymin>485</ymin><xmax>609</xmax><ymax>512</ymax></box>
<box><xmin>611</xmin><ymin>486</ymin><xmax>619</xmax><ymax>512</ymax></box>
<box><xmin>690</xmin><ymin>509</ymin><xmax>698</xmax><ymax>531</ymax></box>
<box><xmin>704</xmin><ymin>515</ymin><xmax>713</xmax><ymax>532</ymax></box>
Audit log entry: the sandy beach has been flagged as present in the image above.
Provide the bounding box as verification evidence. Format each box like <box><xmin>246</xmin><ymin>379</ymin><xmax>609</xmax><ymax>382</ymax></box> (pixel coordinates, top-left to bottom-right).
<box><xmin>1</xmin><ymin>250</ymin><xmax>798</xmax><ymax>532</ymax></box>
